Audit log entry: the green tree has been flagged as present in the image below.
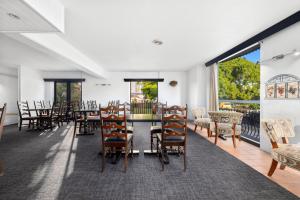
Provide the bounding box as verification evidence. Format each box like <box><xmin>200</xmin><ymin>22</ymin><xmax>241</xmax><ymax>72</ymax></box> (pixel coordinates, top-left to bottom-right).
<box><xmin>140</xmin><ymin>81</ymin><xmax>158</xmax><ymax>101</ymax></box>
<box><xmin>218</xmin><ymin>57</ymin><xmax>260</xmax><ymax>100</ymax></box>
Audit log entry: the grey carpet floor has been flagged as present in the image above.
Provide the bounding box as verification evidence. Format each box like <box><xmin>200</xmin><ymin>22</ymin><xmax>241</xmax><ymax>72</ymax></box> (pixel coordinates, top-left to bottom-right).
<box><xmin>0</xmin><ymin>123</ymin><xmax>298</xmax><ymax>200</ymax></box>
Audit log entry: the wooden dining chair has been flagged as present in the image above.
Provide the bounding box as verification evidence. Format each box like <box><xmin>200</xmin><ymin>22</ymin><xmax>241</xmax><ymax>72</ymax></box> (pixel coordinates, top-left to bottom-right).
<box><xmin>100</xmin><ymin>106</ymin><xmax>133</xmax><ymax>172</ymax></box>
<box><xmin>41</xmin><ymin>102</ymin><xmax>60</xmax><ymax>130</ymax></box>
<box><xmin>17</xmin><ymin>101</ymin><xmax>39</xmax><ymax>131</ymax></box>
<box><xmin>149</xmin><ymin>102</ymin><xmax>167</xmax><ymax>152</ymax></box>
<box><xmin>0</xmin><ymin>103</ymin><xmax>7</xmax><ymax>176</ymax></box>
<box><xmin>157</xmin><ymin>105</ymin><xmax>188</xmax><ymax>171</ymax></box>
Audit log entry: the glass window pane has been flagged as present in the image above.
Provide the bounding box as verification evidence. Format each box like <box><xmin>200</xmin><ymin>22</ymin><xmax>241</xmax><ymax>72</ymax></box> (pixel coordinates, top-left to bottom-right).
<box><xmin>55</xmin><ymin>82</ymin><xmax>67</xmax><ymax>103</ymax></box>
<box><xmin>71</xmin><ymin>82</ymin><xmax>82</xmax><ymax>104</ymax></box>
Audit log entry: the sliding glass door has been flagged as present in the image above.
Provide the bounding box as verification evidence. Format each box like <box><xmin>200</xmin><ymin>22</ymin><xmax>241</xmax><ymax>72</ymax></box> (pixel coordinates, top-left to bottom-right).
<box><xmin>54</xmin><ymin>81</ymin><xmax>82</xmax><ymax>104</ymax></box>
<box><xmin>55</xmin><ymin>82</ymin><xmax>68</xmax><ymax>103</ymax></box>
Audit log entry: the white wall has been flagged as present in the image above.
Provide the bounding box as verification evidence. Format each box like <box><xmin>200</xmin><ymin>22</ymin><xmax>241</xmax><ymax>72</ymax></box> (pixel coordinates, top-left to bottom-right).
<box><xmin>186</xmin><ymin>64</ymin><xmax>209</xmax><ymax>119</ymax></box>
<box><xmin>43</xmin><ymin>71</ymin><xmax>187</xmax><ymax>106</ymax></box>
<box><xmin>260</xmin><ymin>23</ymin><xmax>300</xmax><ymax>152</ymax></box>
<box><xmin>0</xmin><ymin>65</ymin><xmax>18</xmax><ymax>125</ymax></box>
<box><xmin>19</xmin><ymin>66</ymin><xmax>45</xmax><ymax>108</ymax></box>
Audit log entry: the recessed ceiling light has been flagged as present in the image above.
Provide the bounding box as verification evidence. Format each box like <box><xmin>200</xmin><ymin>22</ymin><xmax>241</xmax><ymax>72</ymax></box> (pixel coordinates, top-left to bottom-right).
<box><xmin>7</xmin><ymin>13</ymin><xmax>20</xmax><ymax>20</ymax></box>
<box><xmin>293</xmin><ymin>50</ymin><xmax>300</xmax><ymax>56</ymax></box>
<box><xmin>152</xmin><ymin>39</ymin><xmax>163</xmax><ymax>45</ymax></box>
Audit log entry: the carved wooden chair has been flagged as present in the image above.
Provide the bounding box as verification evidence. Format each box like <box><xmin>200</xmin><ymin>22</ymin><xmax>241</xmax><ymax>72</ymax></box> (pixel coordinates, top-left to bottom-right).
<box><xmin>17</xmin><ymin>101</ymin><xmax>39</xmax><ymax>131</ymax></box>
<box><xmin>157</xmin><ymin>105</ymin><xmax>188</xmax><ymax>171</ymax></box>
<box><xmin>0</xmin><ymin>103</ymin><xmax>7</xmax><ymax>176</ymax></box>
<box><xmin>208</xmin><ymin>111</ymin><xmax>243</xmax><ymax>148</ymax></box>
<box><xmin>100</xmin><ymin>106</ymin><xmax>133</xmax><ymax>172</ymax></box>
<box><xmin>261</xmin><ymin>118</ymin><xmax>300</xmax><ymax>176</ymax></box>
<box><xmin>149</xmin><ymin>102</ymin><xmax>167</xmax><ymax>152</ymax></box>
<box><xmin>192</xmin><ymin>107</ymin><xmax>211</xmax><ymax>137</ymax></box>
<box><xmin>40</xmin><ymin>102</ymin><xmax>60</xmax><ymax>130</ymax></box>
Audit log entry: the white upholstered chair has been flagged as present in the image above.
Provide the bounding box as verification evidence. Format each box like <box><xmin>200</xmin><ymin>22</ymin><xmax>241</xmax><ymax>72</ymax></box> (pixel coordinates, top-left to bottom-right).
<box><xmin>208</xmin><ymin>111</ymin><xmax>243</xmax><ymax>148</ymax></box>
<box><xmin>192</xmin><ymin>107</ymin><xmax>211</xmax><ymax>137</ymax></box>
<box><xmin>261</xmin><ymin>118</ymin><xmax>300</xmax><ymax>176</ymax></box>
<box><xmin>0</xmin><ymin>103</ymin><xmax>7</xmax><ymax>176</ymax></box>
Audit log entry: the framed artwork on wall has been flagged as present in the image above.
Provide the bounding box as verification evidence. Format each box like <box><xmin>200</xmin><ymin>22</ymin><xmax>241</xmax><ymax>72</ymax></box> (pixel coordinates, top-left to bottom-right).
<box><xmin>287</xmin><ymin>81</ymin><xmax>299</xmax><ymax>98</ymax></box>
<box><xmin>276</xmin><ymin>83</ymin><xmax>286</xmax><ymax>98</ymax></box>
<box><xmin>265</xmin><ymin>74</ymin><xmax>300</xmax><ymax>100</ymax></box>
<box><xmin>266</xmin><ymin>83</ymin><xmax>275</xmax><ymax>99</ymax></box>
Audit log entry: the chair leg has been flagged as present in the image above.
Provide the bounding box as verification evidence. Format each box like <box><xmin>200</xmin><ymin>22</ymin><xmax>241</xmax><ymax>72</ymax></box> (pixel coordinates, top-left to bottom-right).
<box><xmin>214</xmin><ymin>131</ymin><xmax>218</xmax><ymax>144</ymax></box>
<box><xmin>124</xmin><ymin>146</ymin><xmax>128</xmax><ymax>173</ymax></box>
<box><xmin>156</xmin><ymin>137</ymin><xmax>159</xmax><ymax>155</ymax></box>
<box><xmin>19</xmin><ymin>120</ymin><xmax>23</xmax><ymax>131</ymax></box>
<box><xmin>183</xmin><ymin>145</ymin><xmax>186</xmax><ymax>172</ymax></box>
<box><xmin>150</xmin><ymin>133</ymin><xmax>153</xmax><ymax>152</ymax></box>
<box><xmin>73</xmin><ymin>121</ymin><xmax>77</xmax><ymax>136</ymax></box>
<box><xmin>232</xmin><ymin>135</ymin><xmax>236</xmax><ymax>148</ymax></box>
<box><xmin>207</xmin><ymin>128</ymin><xmax>210</xmax><ymax>137</ymax></box>
<box><xmin>280</xmin><ymin>164</ymin><xmax>286</xmax><ymax>170</ymax></box>
<box><xmin>194</xmin><ymin>125</ymin><xmax>198</xmax><ymax>132</ymax></box>
<box><xmin>201</xmin><ymin>126</ymin><xmax>203</xmax><ymax>131</ymax></box>
<box><xmin>268</xmin><ymin>159</ymin><xmax>278</xmax><ymax>176</ymax></box>
<box><xmin>0</xmin><ymin>160</ymin><xmax>4</xmax><ymax>176</ymax></box>
<box><xmin>101</xmin><ymin>146</ymin><xmax>105</xmax><ymax>173</ymax></box>
<box><xmin>161</xmin><ymin>146</ymin><xmax>165</xmax><ymax>171</ymax></box>
<box><xmin>238</xmin><ymin>134</ymin><xmax>241</xmax><ymax>141</ymax></box>
<box><xmin>131</xmin><ymin>140</ymin><xmax>133</xmax><ymax>157</ymax></box>
<box><xmin>232</xmin><ymin>129</ymin><xmax>237</xmax><ymax>148</ymax></box>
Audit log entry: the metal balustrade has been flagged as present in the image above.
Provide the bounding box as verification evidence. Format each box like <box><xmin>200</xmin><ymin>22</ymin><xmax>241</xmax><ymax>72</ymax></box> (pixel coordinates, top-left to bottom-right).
<box><xmin>219</xmin><ymin>100</ymin><xmax>260</xmax><ymax>146</ymax></box>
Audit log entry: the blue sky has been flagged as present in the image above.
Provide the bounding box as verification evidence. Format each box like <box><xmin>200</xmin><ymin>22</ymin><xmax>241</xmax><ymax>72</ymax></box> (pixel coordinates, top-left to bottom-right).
<box><xmin>242</xmin><ymin>49</ymin><xmax>260</xmax><ymax>63</ymax></box>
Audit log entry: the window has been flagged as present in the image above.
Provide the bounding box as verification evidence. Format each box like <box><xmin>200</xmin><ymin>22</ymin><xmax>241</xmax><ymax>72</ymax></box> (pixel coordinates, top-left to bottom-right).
<box><xmin>130</xmin><ymin>81</ymin><xmax>158</xmax><ymax>103</ymax></box>
<box><xmin>54</xmin><ymin>80</ymin><xmax>82</xmax><ymax>104</ymax></box>
<box><xmin>218</xmin><ymin>48</ymin><xmax>260</xmax><ymax>145</ymax></box>
<box><xmin>130</xmin><ymin>81</ymin><xmax>158</xmax><ymax>114</ymax></box>
<box><xmin>218</xmin><ymin>48</ymin><xmax>260</xmax><ymax>109</ymax></box>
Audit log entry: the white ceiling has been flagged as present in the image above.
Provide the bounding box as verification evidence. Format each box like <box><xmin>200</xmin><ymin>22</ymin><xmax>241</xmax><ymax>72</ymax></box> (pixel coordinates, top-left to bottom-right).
<box><xmin>0</xmin><ymin>33</ymin><xmax>78</xmax><ymax>70</ymax></box>
<box><xmin>59</xmin><ymin>0</ymin><xmax>300</xmax><ymax>71</ymax></box>
<box><xmin>0</xmin><ymin>0</ymin><xmax>61</xmax><ymax>32</ymax></box>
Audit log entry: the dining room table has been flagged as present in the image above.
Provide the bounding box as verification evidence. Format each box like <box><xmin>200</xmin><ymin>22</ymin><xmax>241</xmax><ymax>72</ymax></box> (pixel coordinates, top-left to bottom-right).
<box><xmin>73</xmin><ymin>108</ymin><xmax>99</xmax><ymax>135</ymax></box>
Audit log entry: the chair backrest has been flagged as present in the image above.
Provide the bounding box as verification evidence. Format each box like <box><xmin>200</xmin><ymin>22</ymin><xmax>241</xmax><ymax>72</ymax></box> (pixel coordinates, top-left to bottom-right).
<box><xmin>261</xmin><ymin>118</ymin><xmax>295</xmax><ymax>148</ymax></box>
<box><xmin>0</xmin><ymin>103</ymin><xmax>7</xmax><ymax>140</ymax></box>
<box><xmin>208</xmin><ymin>111</ymin><xmax>243</xmax><ymax>125</ymax></box>
<box><xmin>100</xmin><ymin>106</ymin><xmax>127</xmax><ymax>141</ymax></box>
<box><xmin>161</xmin><ymin>105</ymin><xmax>188</xmax><ymax>140</ymax></box>
<box><xmin>151</xmin><ymin>102</ymin><xmax>167</xmax><ymax>114</ymax></box>
<box><xmin>100</xmin><ymin>105</ymin><xmax>120</xmax><ymax>115</ymax></box>
<box><xmin>17</xmin><ymin>101</ymin><xmax>31</xmax><ymax>118</ymax></box>
<box><xmin>192</xmin><ymin>107</ymin><xmax>206</xmax><ymax>119</ymax></box>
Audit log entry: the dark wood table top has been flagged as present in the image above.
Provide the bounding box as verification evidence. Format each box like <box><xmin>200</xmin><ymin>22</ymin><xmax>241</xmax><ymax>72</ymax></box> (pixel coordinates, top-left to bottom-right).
<box><xmin>27</xmin><ymin>108</ymin><xmax>52</xmax><ymax>111</ymax></box>
<box><xmin>87</xmin><ymin>114</ymin><xmax>162</xmax><ymax>122</ymax></box>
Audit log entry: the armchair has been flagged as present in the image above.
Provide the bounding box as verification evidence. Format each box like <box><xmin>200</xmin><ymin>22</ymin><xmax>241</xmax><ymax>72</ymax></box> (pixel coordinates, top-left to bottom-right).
<box><xmin>208</xmin><ymin>111</ymin><xmax>243</xmax><ymax>148</ymax></box>
<box><xmin>261</xmin><ymin>118</ymin><xmax>300</xmax><ymax>176</ymax></box>
<box><xmin>192</xmin><ymin>107</ymin><xmax>211</xmax><ymax>137</ymax></box>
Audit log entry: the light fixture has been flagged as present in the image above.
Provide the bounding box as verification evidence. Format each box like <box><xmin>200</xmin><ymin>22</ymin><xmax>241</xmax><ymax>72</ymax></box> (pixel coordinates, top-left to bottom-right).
<box><xmin>152</xmin><ymin>39</ymin><xmax>163</xmax><ymax>45</ymax></box>
<box><xmin>7</xmin><ymin>13</ymin><xmax>20</xmax><ymax>20</ymax></box>
<box><xmin>96</xmin><ymin>83</ymin><xmax>111</xmax><ymax>86</ymax></box>
<box><xmin>259</xmin><ymin>49</ymin><xmax>299</xmax><ymax>64</ymax></box>
<box><xmin>293</xmin><ymin>50</ymin><xmax>300</xmax><ymax>56</ymax></box>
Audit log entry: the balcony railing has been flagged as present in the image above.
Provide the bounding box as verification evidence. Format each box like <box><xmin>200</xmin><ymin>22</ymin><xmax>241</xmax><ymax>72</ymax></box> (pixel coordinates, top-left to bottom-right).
<box><xmin>219</xmin><ymin>100</ymin><xmax>260</xmax><ymax>146</ymax></box>
<box><xmin>130</xmin><ymin>102</ymin><xmax>154</xmax><ymax>114</ymax></box>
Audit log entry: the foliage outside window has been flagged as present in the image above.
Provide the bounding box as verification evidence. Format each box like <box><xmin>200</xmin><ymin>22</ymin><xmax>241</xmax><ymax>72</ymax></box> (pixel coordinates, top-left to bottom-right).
<box><xmin>130</xmin><ymin>81</ymin><xmax>158</xmax><ymax>103</ymax></box>
<box><xmin>218</xmin><ymin>49</ymin><xmax>260</xmax><ymax>110</ymax></box>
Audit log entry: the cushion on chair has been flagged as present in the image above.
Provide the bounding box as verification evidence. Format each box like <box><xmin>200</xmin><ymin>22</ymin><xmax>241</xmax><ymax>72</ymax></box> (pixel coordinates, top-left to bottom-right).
<box><xmin>156</xmin><ymin>133</ymin><xmax>185</xmax><ymax>142</ymax></box>
<box><xmin>127</xmin><ymin>125</ymin><xmax>134</xmax><ymax>133</ymax></box>
<box><xmin>105</xmin><ymin>133</ymin><xmax>133</xmax><ymax>142</ymax></box>
<box><xmin>272</xmin><ymin>144</ymin><xmax>300</xmax><ymax>171</ymax></box>
<box><xmin>210</xmin><ymin>122</ymin><xmax>241</xmax><ymax>135</ymax></box>
<box><xmin>150</xmin><ymin>125</ymin><xmax>162</xmax><ymax>134</ymax></box>
<box><xmin>194</xmin><ymin>118</ymin><xmax>211</xmax><ymax>128</ymax></box>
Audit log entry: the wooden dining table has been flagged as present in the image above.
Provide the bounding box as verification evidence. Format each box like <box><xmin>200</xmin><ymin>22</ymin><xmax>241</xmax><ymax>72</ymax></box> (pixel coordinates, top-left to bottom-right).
<box><xmin>73</xmin><ymin>108</ymin><xmax>99</xmax><ymax>135</ymax></box>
